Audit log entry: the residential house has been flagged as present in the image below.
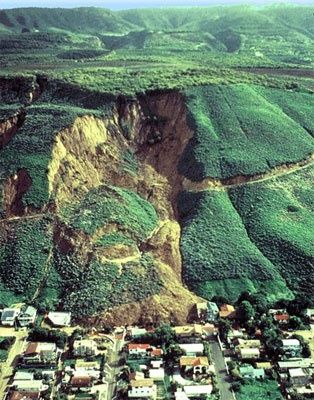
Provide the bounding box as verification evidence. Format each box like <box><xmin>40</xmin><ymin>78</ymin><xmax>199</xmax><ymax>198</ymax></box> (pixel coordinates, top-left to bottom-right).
<box><xmin>6</xmin><ymin>392</ymin><xmax>42</xmax><ymax>400</ymax></box>
<box><xmin>128</xmin><ymin>344</ymin><xmax>151</xmax><ymax>357</ymax></box>
<box><xmin>238</xmin><ymin>348</ymin><xmax>260</xmax><ymax>360</ymax></box>
<box><xmin>219</xmin><ymin>304</ymin><xmax>236</xmax><ymax>319</ymax></box>
<box><xmin>227</xmin><ymin>328</ymin><xmax>246</xmax><ymax>344</ymax></box>
<box><xmin>236</xmin><ymin>339</ymin><xmax>262</xmax><ymax>349</ymax></box>
<box><xmin>128</xmin><ymin>327</ymin><xmax>148</xmax><ymax>339</ymax></box>
<box><xmin>73</xmin><ymin>339</ymin><xmax>98</xmax><ymax>357</ymax></box>
<box><xmin>173</xmin><ymin>324</ymin><xmax>217</xmax><ymax>339</ymax></box>
<box><xmin>179</xmin><ymin>356</ymin><xmax>213</xmax><ymax>375</ymax></box>
<box><xmin>196</xmin><ymin>302</ymin><xmax>219</xmax><ymax>322</ymax></box>
<box><xmin>148</xmin><ymin>368</ymin><xmax>165</xmax><ymax>381</ymax></box>
<box><xmin>274</xmin><ymin>313</ymin><xmax>290</xmax><ymax>325</ymax></box>
<box><xmin>281</xmin><ymin>339</ymin><xmax>302</xmax><ymax>357</ymax></box>
<box><xmin>150</xmin><ymin>348</ymin><xmax>163</xmax><ymax>358</ymax></box>
<box><xmin>295</xmin><ymin>384</ymin><xmax>314</xmax><ymax>397</ymax></box>
<box><xmin>239</xmin><ymin>365</ymin><xmax>265</xmax><ymax>379</ymax></box>
<box><xmin>1</xmin><ymin>308</ymin><xmax>21</xmax><ymax>326</ymax></box>
<box><xmin>175</xmin><ymin>389</ymin><xmax>189</xmax><ymax>400</ymax></box>
<box><xmin>75</xmin><ymin>360</ymin><xmax>100</xmax><ymax>379</ymax></box>
<box><xmin>11</xmin><ymin>381</ymin><xmax>48</xmax><ymax>392</ymax></box>
<box><xmin>18</xmin><ymin>306</ymin><xmax>37</xmax><ymax>327</ymax></box>
<box><xmin>278</xmin><ymin>359</ymin><xmax>314</xmax><ymax>372</ymax></box>
<box><xmin>178</xmin><ymin>343</ymin><xmax>204</xmax><ymax>356</ymax></box>
<box><xmin>13</xmin><ymin>371</ymin><xmax>34</xmax><ymax>381</ymax></box>
<box><xmin>70</xmin><ymin>375</ymin><xmax>93</xmax><ymax>392</ymax></box>
<box><xmin>47</xmin><ymin>311</ymin><xmax>71</xmax><ymax>327</ymax></box>
<box><xmin>23</xmin><ymin>342</ymin><xmax>59</xmax><ymax>365</ymax></box>
<box><xmin>183</xmin><ymin>385</ymin><xmax>213</xmax><ymax>398</ymax></box>
<box><xmin>128</xmin><ymin>379</ymin><xmax>157</xmax><ymax>399</ymax></box>
<box><xmin>255</xmin><ymin>362</ymin><xmax>272</xmax><ymax>370</ymax></box>
<box><xmin>289</xmin><ymin>368</ymin><xmax>311</xmax><ymax>386</ymax></box>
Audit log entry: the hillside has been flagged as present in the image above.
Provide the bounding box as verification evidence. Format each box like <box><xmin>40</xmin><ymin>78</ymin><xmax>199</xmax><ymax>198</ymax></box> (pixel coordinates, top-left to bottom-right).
<box><xmin>0</xmin><ymin>5</ymin><xmax>313</xmax><ymax>324</ymax></box>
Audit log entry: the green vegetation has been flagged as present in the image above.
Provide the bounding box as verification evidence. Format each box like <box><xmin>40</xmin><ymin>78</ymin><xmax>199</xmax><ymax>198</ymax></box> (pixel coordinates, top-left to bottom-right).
<box><xmin>178</xmin><ymin>190</ymin><xmax>291</xmax><ymax>302</ymax></box>
<box><xmin>61</xmin><ymin>184</ymin><xmax>158</xmax><ymax>241</ymax></box>
<box><xmin>235</xmin><ymin>380</ymin><xmax>283</xmax><ymax>400</ymax></box>
<box><xmin>229</xmin><ymin>165</ymin><xmax>314</xmax><ymax>301</ymax></box>
<box><xmin>179</xmin><ymin>84</ymin><xmax>314</xmax><ymax>181</ymax></box>
<box><xmin>0</xmin><ymin>218</ymin><xmax>53</xmax><ymax>300</ymax></box>
<box><xmin>0</xmin><ymin>336</ymin><xmax>15</xmax><ymax>362</ymax></box>
<box><xmin>57</xmin><ymin>253</ymin><xmax>162</xmax><ymax>318</ymax></box>
<box><xmin>96</xmin><ymin>232</ymin><xmax>136</xmax><ymax>248</ymax></box>
<box><xmin>29</xmin><ymin>327</ymin><xmax>68</xmax><ymax>348</ymax></box>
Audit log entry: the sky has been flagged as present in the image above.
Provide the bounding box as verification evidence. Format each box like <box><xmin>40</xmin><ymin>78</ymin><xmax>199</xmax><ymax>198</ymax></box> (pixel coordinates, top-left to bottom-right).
<box><xmin>1</xmin><ymin>0</ymin><xmax>313</xmax><ymax>9</ymax></box>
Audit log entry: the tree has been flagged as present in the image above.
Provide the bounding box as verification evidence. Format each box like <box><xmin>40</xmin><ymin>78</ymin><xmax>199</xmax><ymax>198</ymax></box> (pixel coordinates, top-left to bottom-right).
<box><xmin>237</xmin><ymin>301</ymin><xmax>255</xmax><ymax>324</ymax></box>
<box><xmin>289</xmin><ymin>316</ymin><xmax>303</xmax><ymax>330</ymax></box>
<box><xmin>154</xmin><ymin>324</ymin><xmax>176</xmax><ymax>347</ymax></box>
<box><xmin>218</xmin><ymin>318</ymin><xmax>231</xmax><ymax>342</ymax></box>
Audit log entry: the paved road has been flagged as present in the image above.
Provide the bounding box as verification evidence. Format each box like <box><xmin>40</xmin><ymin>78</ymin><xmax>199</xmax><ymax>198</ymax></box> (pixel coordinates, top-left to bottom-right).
<box><xmin>106</xmin><ymin>330</ymin><xmax>125</xmax><ymax>400</ymax></box>
<box><xmin>208</xmin><ymin>338</ymin><xmax>235</xmax><ymax>400</ymax></box>
<box><xmin>0</xmin><ymin>328</ymin><xmax>27</xmax><ymax>399</ymax></box>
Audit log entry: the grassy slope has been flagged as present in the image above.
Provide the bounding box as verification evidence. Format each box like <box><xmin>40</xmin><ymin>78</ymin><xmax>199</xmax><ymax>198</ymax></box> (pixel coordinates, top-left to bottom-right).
<box><xmin>179</xmin><ymin>84</ymin><xmax>314</xmax><ymax>181</ymax></box>
<box><xmin>229</xmin><ymin>165</ymin><xmax>314</xmax><ymax>301</ymax></box>
<box><xmin>178</xmin><ymin>190</ymin><xmax>291</xmax><ymax>302</ymax></box>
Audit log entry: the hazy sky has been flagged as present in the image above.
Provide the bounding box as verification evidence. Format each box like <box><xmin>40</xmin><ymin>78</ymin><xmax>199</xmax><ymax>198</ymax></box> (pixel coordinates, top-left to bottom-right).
<box><xmin>1</xmin><ymin>0</ymin><xmax>313</xmax><ymax>9</ymax></box>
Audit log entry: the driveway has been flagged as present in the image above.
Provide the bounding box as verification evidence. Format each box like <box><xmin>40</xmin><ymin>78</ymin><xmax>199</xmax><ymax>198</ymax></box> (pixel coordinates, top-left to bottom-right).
<box><xmin>0</xmin><ymin>328</ymin><xmax>28</xmax><ymax>399</ymax></box>
<box><xmin>208</xmin><ymin>337</ymin><xmax>235</xmax><ymax>400</ymax></box>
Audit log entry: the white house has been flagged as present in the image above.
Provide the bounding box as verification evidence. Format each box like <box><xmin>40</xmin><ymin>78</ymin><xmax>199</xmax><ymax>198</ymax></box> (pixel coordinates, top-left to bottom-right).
<box><xmin>128</xmin><ymin>379</ymin><xmax>157</xmax><ymax>399</ymax></box>
<box><xmin>149</xmin><ymin>368</ymin><xmax>165</xmax><ymax>381</ymax></box>
<box><xmin>11</xmin><ymin>380</ymin><xmax>48</xmax><ymax>392</ymax></box>
<box><xmin>178</xmin><ymin>343</ymin><xmax>204</xmax><ymax>356</ymax></box>
<box><xmin>73</xmin><ymin>339</ymin><xmax>98</xmax><ymax>357</ymax></box>
<box><xmin>239</xmin><ymin>348</ymin><xmax>260</xmax><ymax>360</ymax></box>
<box><xmin>47</xmin><ymin>311</ymin><xmax>71</xmax><ymax>327</ymax></box>
<box><xmin>179</xmin><ymin>356</ymin><xmax>212</xmax><ymax>375</ymax></box>
<box><xmin>281</xmin><ymin>339</ymin><xmax>301</xmax><ymax>356</ymax></box>
<box><xmin>18</xmin><ymin>306</ymin><xmax>37</xmax><ymax>327</ymax></box>
<box><xmin>184</xmin><ymin>385</ymin><xmax>213</xmax><ymax>398</ymax></box>
<box><xmin>1</xmin><ymin>308</ymin><xmax>21</xmax><ymax>326</ymax></box>
<box><xmin>13</xmin><ymin>371</ymin><xmax>34</xmax><ymax>381</ymax></box>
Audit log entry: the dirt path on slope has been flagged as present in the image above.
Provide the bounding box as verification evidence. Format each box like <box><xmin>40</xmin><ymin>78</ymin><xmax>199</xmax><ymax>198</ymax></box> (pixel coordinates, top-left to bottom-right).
<box><xmin>183</xmin><ymin>153</ymin><xmax>314</xmax><ymax>192</ymax></box>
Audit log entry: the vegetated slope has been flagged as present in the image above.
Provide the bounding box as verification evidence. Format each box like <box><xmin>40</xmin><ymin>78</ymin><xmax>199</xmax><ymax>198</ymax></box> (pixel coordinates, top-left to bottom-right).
<box><xmin>0</xmin><ymin>7</ymin><xmax>135</xmax><ymax>34</ymax></box>
<box><xmin>178</xmin><ymin>190</ymin><xmax>292</xmax><ymax>303</ymax></box>
<box><xmin>229</xmin><ymin>165</ymin><xmax>314</xmax><ymax>301</ymax></box>
<box><xmin>179</xmin><ymin>84</ymin><xmax>314</xmax><ymax>181</ymax></box>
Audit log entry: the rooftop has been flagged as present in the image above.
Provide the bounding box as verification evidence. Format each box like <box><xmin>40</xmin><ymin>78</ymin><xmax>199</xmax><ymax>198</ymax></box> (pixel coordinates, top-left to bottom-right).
<box><xmin>128</xmin><ymin>343</ymin><xmax>151</xmax><ymax>350</ymax></box>
<box><xmin>130</xmin><ymin>379</ymin><xmax>154</xmax><ymax>388</ymax></box>
<box><xmin>47</xmin><ymin>311</ymin><xmax>71</xmax><ymax>326</ymax></box>
<box><xmin>180</xmin><ymin>356</ymin><xmax>209</xmax><ymax>367</ymax></box>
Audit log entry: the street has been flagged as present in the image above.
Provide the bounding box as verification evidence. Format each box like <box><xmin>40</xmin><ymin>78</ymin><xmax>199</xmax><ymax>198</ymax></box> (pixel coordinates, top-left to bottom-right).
<box><xmin>208</xmin><ymin>337</ymin><xmax>235</xmax><ymax>400</ymax></box>
<box><xmin>105</xmin><ymin>330</ymin><xmax>125</xmax><ymax>400</ymax></box>
<box><xmin>0</xmin><ymin>328</ymin><xmax>27</xmax><ymax>399</ymax></box>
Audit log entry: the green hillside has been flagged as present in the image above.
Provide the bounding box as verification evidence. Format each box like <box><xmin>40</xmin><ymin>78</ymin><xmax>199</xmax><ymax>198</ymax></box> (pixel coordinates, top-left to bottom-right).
<box><xmin>178</xmin><ymin>190</ymin><xmax>292</xmax><ymax>302</ymax></box>
<box><xmin>179</xmin><ymin>84</ymin><xmax>314</xmax><ymax>181</ymax></box>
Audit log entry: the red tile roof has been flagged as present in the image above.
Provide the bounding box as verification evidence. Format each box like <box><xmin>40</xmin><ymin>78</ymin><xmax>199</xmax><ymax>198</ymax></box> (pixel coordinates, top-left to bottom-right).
<box><xmin>8</xmin><ymin>392</ymin><xmax>40</xmax><ymax>400</ymax></box>
<box><xmin>71</xmin><ymin>375</ymin><xmax>92</xmax><ymax>387</ymax></box>
<box><xmin>24</xmin><ymin>342</ymin><xmax>39</xmax><ymax>355</ymax></box>
<box><xmin>274</xmin><ymin>314</ymin><xmax>289</xmax><ymax>322</ymax></box>
<box><xmin>150</xmin><ymin>348</ymin><xmax>163</xmax><ymax>357</ymax></box>
<box><xmin>128</xmin><ymin>344</ymin><xmax>151</xmax><ymax>351</ymax></box>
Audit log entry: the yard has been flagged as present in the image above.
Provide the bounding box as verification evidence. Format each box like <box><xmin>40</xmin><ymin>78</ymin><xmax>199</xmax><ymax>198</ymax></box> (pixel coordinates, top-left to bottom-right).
<box><xmin>236</xmin><ymin>380</ymin><xmax>283</xmax><ymax>400</ymax></box>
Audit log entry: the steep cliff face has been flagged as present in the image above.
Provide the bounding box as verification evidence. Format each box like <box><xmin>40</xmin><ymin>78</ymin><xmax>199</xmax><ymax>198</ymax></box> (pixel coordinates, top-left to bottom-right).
<box><xmin>40</xmin><ymin>90</ymin><xmax>201</xmax><ymax>324</ymax></box>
